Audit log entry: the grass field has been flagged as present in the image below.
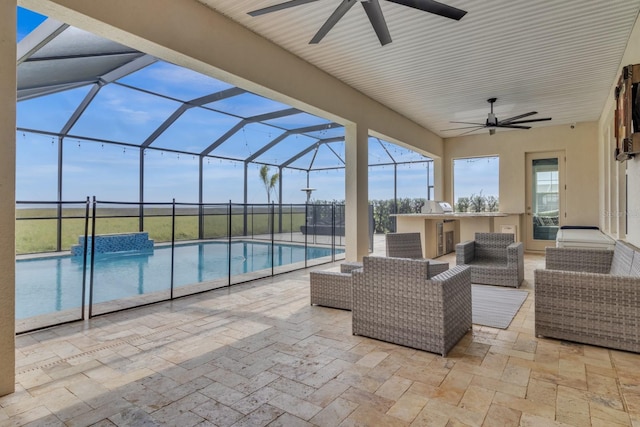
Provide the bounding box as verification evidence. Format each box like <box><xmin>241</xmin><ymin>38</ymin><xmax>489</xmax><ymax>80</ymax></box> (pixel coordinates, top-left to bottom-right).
<box><xmin>16</xmin><ymin>207</ymin><xmax>309</xmax><ymax>254</ymax></box>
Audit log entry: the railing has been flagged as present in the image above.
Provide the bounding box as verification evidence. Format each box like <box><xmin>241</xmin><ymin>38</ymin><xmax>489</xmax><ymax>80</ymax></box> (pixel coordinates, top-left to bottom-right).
<box><xmin>15</xmin><ymin>198</ymin><xmax>350</xmax><ymax>334</ymax></box>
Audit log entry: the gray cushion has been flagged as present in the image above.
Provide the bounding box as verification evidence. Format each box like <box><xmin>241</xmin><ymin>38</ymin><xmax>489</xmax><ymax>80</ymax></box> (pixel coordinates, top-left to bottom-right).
<box><xmin>631</xmin><ymin>252</ymin><xmax>640</xmax><ymax>278</ymax></box>
<box><xmin>609</xmin><ymin>242</ymin><xmax>635</xmax><ymax>276</ymax></box>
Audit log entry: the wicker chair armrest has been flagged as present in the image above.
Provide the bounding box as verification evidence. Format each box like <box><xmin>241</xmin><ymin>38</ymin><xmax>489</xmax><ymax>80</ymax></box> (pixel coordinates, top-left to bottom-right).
<box><xmin>340</xmin><ymin>262</ymin><xmax>363</xmax><ymax>274</ymax></box>
<box><xmin>456</xmin><ymin>241</ymin><xmax>475</xmax><ymax>265</ymax></box>
<box><xmin>535</xmin><ymin>268</ymin><xmax>640</xmax><ymax>290</ymax></box>
<box><xmin>430</xmin><ymin>265</ymin><xmax>472</xmax><ymax>340</ymax></box>
<box><xmin>545</xmin><ymin>247</ymin><xmax>613</xmax><ymax>273</ymax></box>
<box><xmin>430</xmin><ymin>264</ymin><xmax>471</xmax><ymax>287</ymax></box>
<box><xmin>427</xmin><ymin>260</ymin><xmax>449</xmax><ymax>278</ymax></box>
<box><xmin>351</xmin><ymin>268</ymin><xmax>364</xmax><ymax>285</ymax></box>
<box><xmin>506</xmin><ymin>242</ymin><xmax>523</xmax><ymax>266</ymax></box>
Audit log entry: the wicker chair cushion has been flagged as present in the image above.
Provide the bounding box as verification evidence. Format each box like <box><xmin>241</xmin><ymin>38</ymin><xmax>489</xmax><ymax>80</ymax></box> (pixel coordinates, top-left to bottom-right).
<box><xmin>474</xmin><ymin>233</ymin><xmax>514</xmax><ymax>262</ymax></box>
<box><xmin>631</xmin><ymin>252</ymin><xmax>640</xmax><ymax>277</ymax></box>
<box><xmin>385</xmin><ymin>232</ymin><xmax>423</xmax><ymax>259</ymax></box>
<box><xmin>610</xmin><ymin>241</ymin><xmax>635</xmax><ymax>276</ymax></box>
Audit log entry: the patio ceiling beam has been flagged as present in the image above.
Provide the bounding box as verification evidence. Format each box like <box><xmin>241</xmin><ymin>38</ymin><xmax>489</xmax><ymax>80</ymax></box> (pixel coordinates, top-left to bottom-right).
<box><xmin>142</xmin><ymin>87</ymin><xmax>246</xmax><ymax>148</ymax></box>
<box><xmin>244</xmin><ymin>132</ymin><xmax>290</xmax><ymax>164</ymax></box>
<box><xmin>308</xmin><ymin>144</ymin><xmax>320</xmax><ymax>171</ymax></box>
<box><xmin>244</xmin><ymin>121</ymin><xmax>342</xmax><ymax>164</ymax></box>
<box><xmin>279</xmin><ymin>136</ymin><xmax>344</xmax><ymax>169</ymax></box>
<box><xmin>246</xmin><ymin>107</ymin><xmax>301</xmax><ymax>123</ymax></box>
<box><xmin>59</xmin><ymin>83</ymin><xmax>101</xmax><ymax>136</ymax></box>
<box><xmin>100</xmin><ymin>54</ymin><xmax>157</xmax><ymax>82</ymax></box>
<box><xmin>325</xmin><ymin>142</ymin><xmax>345</xmax><ymax>165</ymax></box>
<box><xmin>141</xmin><ymin>104</ymin><xmax>189</xmax><ymax>148</ymax></box>
<box><xmin>17</xmin><ymin>18</ymin><xmax>68</xmax><ymax>65</ymax></box>
<box><xmin>17</xmin><ymin>81</ymin><xmax>92</xmax><ymax>101</ymax></box>
<box><xmin>199</xmin><ymin>120</ymin><xmax>247</xmax><ymax>157</ymax></box>
<box><xmin>376</xmin><ymin>137</ymin><xmax>396</xmax><ymax>163</ymax></box>
<box><xmin>199</xmin><ymin>107</ymin><xmax>303</xmax><ymax>157</ymax></box>
<box><xmin>187</xmin><ymin>87</ymin><xmax>245</xmax><ymax>107</ymax></box>
<box><xmin>59</xmin><ymin>54</ymin><xmax>157</xmax><ymax>137</ymax></box>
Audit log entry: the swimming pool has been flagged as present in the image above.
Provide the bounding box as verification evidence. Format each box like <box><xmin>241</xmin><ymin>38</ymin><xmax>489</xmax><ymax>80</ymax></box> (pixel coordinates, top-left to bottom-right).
<box><xmin>16</xmin><ymin>240</ymin><xmax>341</xmax><ymax>319</ymax></box>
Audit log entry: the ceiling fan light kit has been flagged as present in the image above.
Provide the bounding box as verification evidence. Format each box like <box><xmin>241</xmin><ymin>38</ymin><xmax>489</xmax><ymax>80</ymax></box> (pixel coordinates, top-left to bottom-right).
<box><xmin>248</xmin><ymin>0</ymin><xmax>467</xmax><ymax>46</ymax></box>
<box><xmin>443</xmin><ymin>97</ymin><xmax>552</xmax><ymax>136</ymax></box>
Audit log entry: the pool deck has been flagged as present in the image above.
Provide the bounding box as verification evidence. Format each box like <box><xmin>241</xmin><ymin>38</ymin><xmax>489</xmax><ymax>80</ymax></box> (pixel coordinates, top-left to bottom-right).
<box><xmin>4</xmin><ymin>235</ymin><xmax>640</xmax><ymax>426</ymax></box>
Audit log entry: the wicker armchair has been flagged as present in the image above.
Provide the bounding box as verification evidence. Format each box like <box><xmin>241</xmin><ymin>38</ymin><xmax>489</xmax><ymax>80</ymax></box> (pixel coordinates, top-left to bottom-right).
<box><xmin>352</xmin><ymin>256</ymin><xmax>471</xmax><ymax>356</ymax></box>
<box><xmin>456</xmin><ymin>232</ymin><xmax>524</xmax><ymax>288</ymax></box>
<box><xmin>535</xmin><ymin>241</ymin><xmax>640</xmax><ymax>353</ymax></box>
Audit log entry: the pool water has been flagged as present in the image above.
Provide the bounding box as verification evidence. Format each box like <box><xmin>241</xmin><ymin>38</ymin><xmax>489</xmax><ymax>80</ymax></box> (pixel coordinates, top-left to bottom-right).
<box><xmin>16</xmin><ymin>240</ymin><xmax>339</xmax><ymax>319</ymax></box>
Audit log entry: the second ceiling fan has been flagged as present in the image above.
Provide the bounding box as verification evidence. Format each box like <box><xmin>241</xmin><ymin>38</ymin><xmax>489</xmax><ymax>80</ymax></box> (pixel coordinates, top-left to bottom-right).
<box><xmin>443</xmin><ymin>98</ymin><xmax>552</xmax><ymax>136</ymax></box>
<box><xmin>248</xmin><ymin>0</ymin><xmax>467</xmax><ymax>46</ymax></box>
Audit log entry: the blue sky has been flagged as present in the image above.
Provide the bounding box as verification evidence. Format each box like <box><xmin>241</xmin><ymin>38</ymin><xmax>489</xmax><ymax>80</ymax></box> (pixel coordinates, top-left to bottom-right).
<box><xmin>16</xmin><ymin>7</ymin><xmax>496</xmax><ymax>205</ymax></box>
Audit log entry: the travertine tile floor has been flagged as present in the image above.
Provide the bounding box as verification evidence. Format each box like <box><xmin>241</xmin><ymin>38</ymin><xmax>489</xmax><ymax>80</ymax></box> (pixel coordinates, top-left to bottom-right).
<box><xmin>2</xmin><ymin>240</ymin><xmax>640</xmax><ymax>426</ymax></box>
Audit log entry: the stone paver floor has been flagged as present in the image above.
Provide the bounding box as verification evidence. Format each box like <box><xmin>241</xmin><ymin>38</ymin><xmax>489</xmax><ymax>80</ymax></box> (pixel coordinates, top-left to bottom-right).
<box><xmin>2</xmin><ymin>238</ymin><xmax>639</xmax><ymax>426</ymax></box>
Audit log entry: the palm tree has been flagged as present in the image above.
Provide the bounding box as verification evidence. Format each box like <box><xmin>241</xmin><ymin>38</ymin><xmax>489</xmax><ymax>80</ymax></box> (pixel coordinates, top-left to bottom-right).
<box><xmin>259</xmin><ymin>165</ymin><xmax>279</xmax><ymax>204</ymax></box>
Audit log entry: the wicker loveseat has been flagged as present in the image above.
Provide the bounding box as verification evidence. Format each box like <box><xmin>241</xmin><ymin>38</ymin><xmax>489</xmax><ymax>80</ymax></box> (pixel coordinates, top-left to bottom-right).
<box><xmin>351</xmin><ymin>256</ymin><xmax>471</xmax><ymax>356</ymax></box>
<box><xmin>456</xmin><ymin>232</ymin><xmax>524</xmax><ymax>288</ymax></box>
<box><xmin>534</xmin><ymin>240</ymin><xmax>640</xmax><ymax>353</ymax></box>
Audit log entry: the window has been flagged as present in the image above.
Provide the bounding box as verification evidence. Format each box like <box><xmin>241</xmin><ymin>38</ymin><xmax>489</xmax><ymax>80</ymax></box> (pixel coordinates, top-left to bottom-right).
<box><xmin>453</xmin><ymin>156</ymin><xmax>499</xmax><ymax>212</ymax></box>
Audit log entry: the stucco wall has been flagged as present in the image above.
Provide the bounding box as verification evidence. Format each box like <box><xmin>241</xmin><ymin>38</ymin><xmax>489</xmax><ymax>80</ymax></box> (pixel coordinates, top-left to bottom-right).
<box><xmin>443</xmin><ymin>122</ymin><xmax>600</xmax><ymax>227</ymax></box>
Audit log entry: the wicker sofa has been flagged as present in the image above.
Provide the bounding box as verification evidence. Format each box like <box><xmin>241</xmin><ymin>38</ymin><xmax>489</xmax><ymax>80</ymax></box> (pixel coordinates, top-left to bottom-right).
<box><xmin>534</xmin><ymin>240</ymin><xmax>640</xmax><ymax>353</ymax></box>
<box><xmin>456</xmin><ymin>232</ymin><xmax>524</xmax><ymax>288</ymax></box>
<box><xmin>351</xmin><ymin>256</ymin><xmax>471</xmax><ymax>356</ymax></box>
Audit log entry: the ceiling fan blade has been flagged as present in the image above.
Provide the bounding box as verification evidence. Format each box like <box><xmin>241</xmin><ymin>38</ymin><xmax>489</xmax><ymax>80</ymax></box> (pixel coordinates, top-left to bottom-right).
<box><xmin>361</xmin><ymin>0</ymin><xmax>392</xmax><ymax>45</ymax></box>
<box><xmin>449</xmin><ymin>121</ymin><xmax>485</xmax><ymax>125</ymax></box>
<box><xmin>248</xmin><ymin>0</ymin><xmax>318</xmax><ymax>17</ymax></box>
<box><xmin>495</xmin><ymin>124</ymin><xmax>531</xmax><ymax>129</ymax></box>
<box><xmin>440</xmin><ymin>124</ymin><xmax>484</xmax><ymax>132</ymax></box>
<box><xmin>457</xmin><ymin>127</ymin><xmax>485</xmax><ymax>136</ymax></box>
<box><xmin>506</xmin><ymin>117</ymin><xmax>552</xmax><ymax>125</ymax></box>
<box><xmin>387</xmin><ymin>0</ymin><xmax>467</xmax><ymax>20</ymax></box>
<box><xmin>310</xmin><ymin>0</ymin><xmax>357</xmax><ymax>44</ymax></box>
<box><xmin>498</xmin><ymin>111</ymin><xmax>537</xmax><ymax>124</ymax></box>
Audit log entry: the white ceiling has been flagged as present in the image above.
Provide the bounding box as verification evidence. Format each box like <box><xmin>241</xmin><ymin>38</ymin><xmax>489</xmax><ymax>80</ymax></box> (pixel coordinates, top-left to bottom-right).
<box><xmin>199</xmin><ymin>0</ymin><xmax>640</xmax><ymax>138</ymax></box>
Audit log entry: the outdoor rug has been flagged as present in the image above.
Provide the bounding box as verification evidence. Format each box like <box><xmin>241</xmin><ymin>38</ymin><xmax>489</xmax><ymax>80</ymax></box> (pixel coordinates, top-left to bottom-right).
<box><xmin>472</xmin><ymin>284</ymin><xmax>529</xmax><ymax>329</ymax></box>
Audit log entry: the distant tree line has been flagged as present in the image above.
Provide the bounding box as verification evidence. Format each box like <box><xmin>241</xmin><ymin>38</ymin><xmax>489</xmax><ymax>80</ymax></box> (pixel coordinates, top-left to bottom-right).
<box><xmin>455</xmin><ymin>191</ymin><xmax>499</xmax><ymax>213</ymax></box>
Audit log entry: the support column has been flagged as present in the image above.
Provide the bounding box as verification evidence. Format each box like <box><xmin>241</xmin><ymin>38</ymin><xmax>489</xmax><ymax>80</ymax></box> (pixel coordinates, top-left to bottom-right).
<box><xmin>344</xmin><ymin>123</ymin><xmax>368</xmax><ymax>261</ymax></box>
<box><xmin>432</xmin><ymin>157</ymin><xmax>444</xmax><ymax>202</ymax></box>
<box><xmin>0</xmin><ymin>0</ymin><xmax>17</xmax><ymax>397</ymax></box>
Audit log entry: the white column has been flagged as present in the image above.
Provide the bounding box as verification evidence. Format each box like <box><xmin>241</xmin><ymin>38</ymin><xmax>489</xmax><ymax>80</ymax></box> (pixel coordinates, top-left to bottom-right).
<box><xmin>0</xmin><ymin>0</ymin><xmax>17</xmax><ymax>397</ymax></box>
<box><xmin>344</xmin><ymin>123</ymin><xmax>369</xmax><ymax>261</ymax></box>
<box><xmin>432</xmin><ymin>157</ymin><xmax>444</xmax><ymax>202</ymax></box>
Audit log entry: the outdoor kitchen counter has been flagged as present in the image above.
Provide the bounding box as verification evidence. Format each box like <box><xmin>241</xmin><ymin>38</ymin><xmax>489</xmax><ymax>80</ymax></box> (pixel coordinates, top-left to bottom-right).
<box><xmin>392</xmin><ymin>212</ymin><xmax>521</xmax><ymax>258</ymax></box>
